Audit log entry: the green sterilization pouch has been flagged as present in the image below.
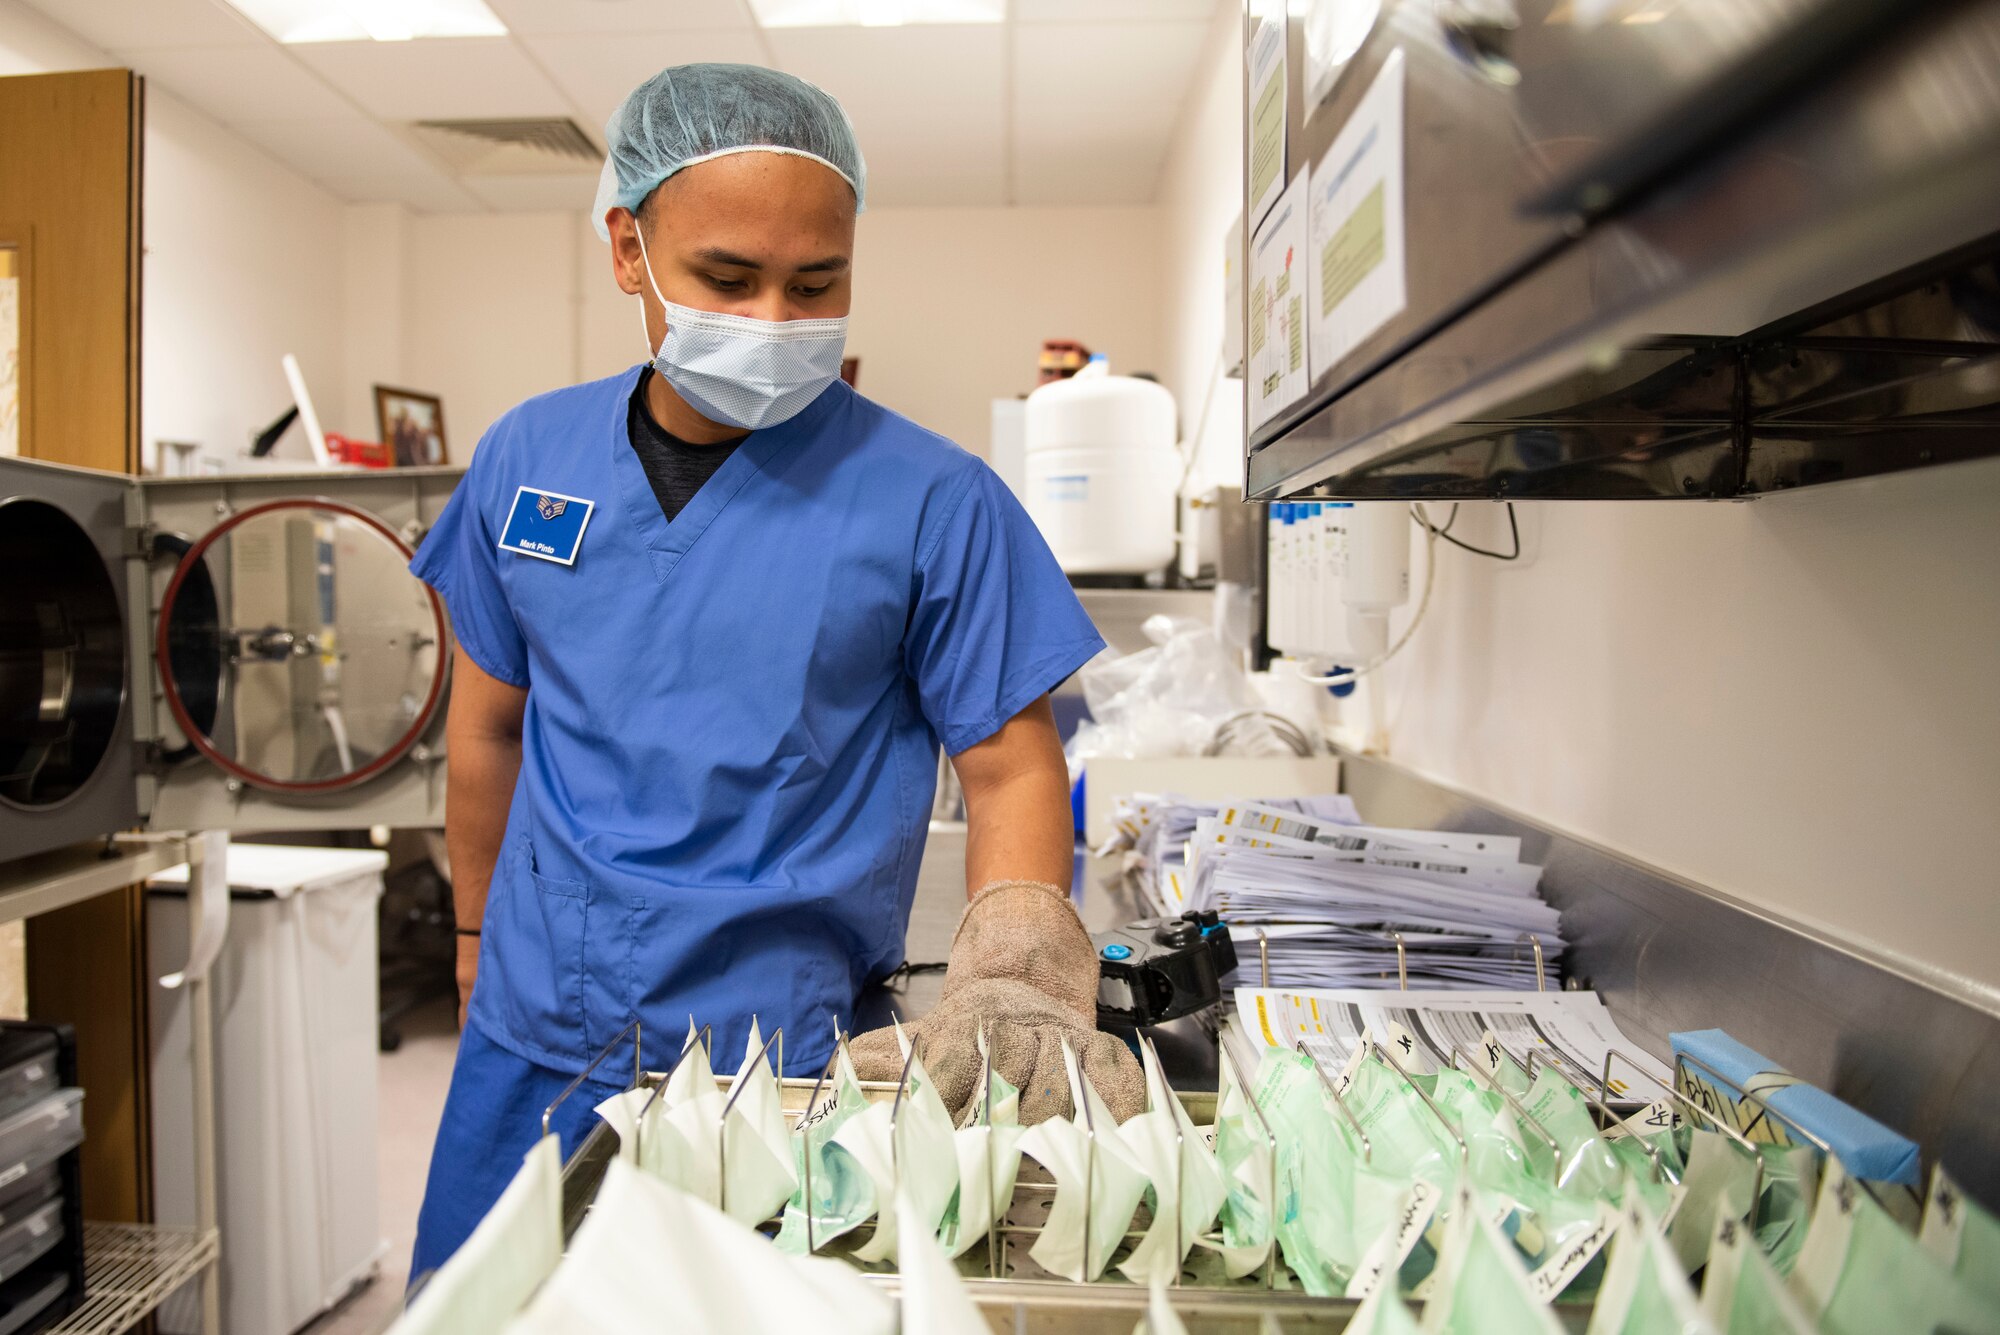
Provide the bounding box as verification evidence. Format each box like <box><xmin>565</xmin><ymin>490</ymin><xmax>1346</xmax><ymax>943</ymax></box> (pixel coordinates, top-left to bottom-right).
<box><xmin>1254</xmin><ymin>1045</ymin><xmax>1444</xmax><ymax>1296</ymax></box>
<box><xmin>1750</xmin><ymin>1140</ymin><xmax>1817</xmax><ymax>1277</ymax></box>
<box><xmin>773</xmin><ymin>1042</ymin><xmax>873</xmax><ymax>1254</ymax></box>
<box><xmin>1584</xmin><ymin>1198</ymin><xmax>1716</xmax><ymax>1335</ymax></box>
<box><xmin>1922</xmin><ymin>1164</ymin><xmax>2000</xmax><ymax>1309</ymax></box>
<box><xmin>1700</xmin><ymin>1212</ymin><xmax>1815</xmax><ymax>1334</ymax></box>
<box><xmin>1203</xmin><ymin>1036</ymin><xmax>1277</xmax><ymax>1278</ymax></box>
<box><xmin>1667</xmin><ymin>1128</ymin><xmax>1759</xmax><ymax>1274</ymax></box>
<box><xmin>1417</xmin><ymin>1186</ymin><xmax>1562</xmax><ymax>1335</ymax></box>
<box><xmin>1792</xmin><ymin>1159</ymin><xmax>2000</xmax><ymax>1335</ymax></box>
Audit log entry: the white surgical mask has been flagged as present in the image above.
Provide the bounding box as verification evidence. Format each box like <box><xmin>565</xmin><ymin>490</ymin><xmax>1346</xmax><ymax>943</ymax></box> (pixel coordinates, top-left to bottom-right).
<box><xmin>634</xmin><ymin>225</ymin><xmax>848</xmax><ymax>431</ymax></box>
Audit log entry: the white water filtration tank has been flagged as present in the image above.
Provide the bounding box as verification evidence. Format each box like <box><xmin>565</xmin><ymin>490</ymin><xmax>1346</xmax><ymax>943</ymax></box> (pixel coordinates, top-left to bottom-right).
<box><xmin>1024</xmin><ymin>358</ymin><xmax>1181</xmax><ymax>575</ymax></box>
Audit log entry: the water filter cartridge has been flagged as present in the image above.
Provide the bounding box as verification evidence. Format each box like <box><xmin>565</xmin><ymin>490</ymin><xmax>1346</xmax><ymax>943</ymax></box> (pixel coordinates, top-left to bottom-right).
<box><xmin>1341</xmin><ymin>502</ymin><xmax>1410</xmax><ymax>615</ymax></box>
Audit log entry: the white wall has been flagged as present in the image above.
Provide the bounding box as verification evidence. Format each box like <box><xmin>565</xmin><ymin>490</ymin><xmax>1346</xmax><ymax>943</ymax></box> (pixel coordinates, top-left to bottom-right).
<box><xmin>848</xmin><ymin>206</ymin><xmax>1163</xmax><ymax>454</ymax></box>
<box><xmin>1378</xmin><ymin>472</ymin><xmax>2000</xmax><ymax>999</ymax></box>
<box><xmin>394</xmin><ymin>205</ymin><xmax>1166</xmax><ymax>461</ymax></box>
<box><xmin>143</xmin><ymin>98</ymin><xmax>347</xmax><ymax>467</ymax></box>
<box><xmin>1157</xmin><ymin>0</ymin><xmax>1246</xmax><ymax>493</ymax></box>
<box><xmin>402</xmin><ymin>211</ymin><xmax>586</xmax><ymax>459</ymax></box>
<box><xmin>0</xmin><ymin>0</ymin><xmax>350</xmax><ymax>469</ymax></box>
<box><xmin>1150</xmin><ymin>0</ymin><xmax>2000</xmax><ymax>1000</ymax></box>
<box><xmin>340</xmin><ymin>202</ymin><xmax>408</xmax><ymax>444</ymax></box>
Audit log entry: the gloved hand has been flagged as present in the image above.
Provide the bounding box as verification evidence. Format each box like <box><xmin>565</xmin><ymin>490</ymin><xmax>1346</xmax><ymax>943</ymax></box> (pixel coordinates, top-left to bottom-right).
<box><xmin>850</xmin><ymin>880</ymin><xmax>1145</xmax><ymax>1126</ymax></box>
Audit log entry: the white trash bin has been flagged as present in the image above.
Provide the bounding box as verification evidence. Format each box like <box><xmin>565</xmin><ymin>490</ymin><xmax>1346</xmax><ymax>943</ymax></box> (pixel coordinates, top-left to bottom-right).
<box><xmin>148</xmin><ymin>845</ymin><xmax>388</xmax><ymax>1335</ymax></box>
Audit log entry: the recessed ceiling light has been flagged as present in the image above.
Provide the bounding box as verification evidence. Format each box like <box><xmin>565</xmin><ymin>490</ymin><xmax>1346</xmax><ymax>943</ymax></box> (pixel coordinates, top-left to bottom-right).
<box><xmin>746</xmin><ymin>0</ymin><xmax>1005</xmax><ymax>27</ymax></box>
<box><xmin>223</xmin><ymin>0</ymin><xmax>507</xmax><ymax>43</ymax></box>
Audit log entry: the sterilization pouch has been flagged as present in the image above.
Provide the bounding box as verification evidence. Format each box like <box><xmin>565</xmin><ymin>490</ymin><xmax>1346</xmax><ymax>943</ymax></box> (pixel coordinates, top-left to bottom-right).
<box><xmin>1117</xmin><ymin>1040</ymin><xmax>1227</xmax><ymax>1285</ymax></box>
<box><xmin>1700</xmin><ymin>1211</ymin><xmax>1815</xmax><ymax>1334</ymax></box>
<box><xmin>936</xmin><ymin>1028</ymin><xmax>1026</xmax><ymax>1260</ymax></box>
<box><xmin>1921</xmin><ymin>1163</ymin><xmax>2000</xmax><ymax>1307</ymax></box>
<box><xmin>1253</xmin><ymin>1047</ymin><xmax>1385</xmax><ymax>1295</ymax></box>
<box><xmin>774</xmin><ymin>1037</ymin><xmax>872</xmax><ymax>1254</ymax></box>
<box><xmin>395</xmin><ymin>1134</ymin><xmax>562</xmax><ymax>1335</ymax></box>
<box><xmin>1792</xmin><ymin>1159</ymin><xmax>2000</xmax><ymax>1335</ymax></box>
<box><xmin>1416</xmin><ymin>1185</ymin><xmax>1563</xmax><ymax>1335</ymax></box>
<box><xmin>845</xmin><ymin>1021</ymin><xmax>958</xmax><ymax>1265</ymax></box>
<box><xmin>1197</xmin><ymin>1036</ymin><xmax>1277</xmax><ymax>1278</ymax></box>
<box><xmin>896</xmin><ymin>1192</ymin><xmax>989</xmax><ymax>1335</ymax></box>
<box><xmin>505</xmin><ymin>1159</ymin><xmax>893</xmax><ymax>1335</ymax></box>
<box><xmin>1584</xmin><ymin>1198</ymin><xmax>1717</xmax><ymax>1335</ymax></box>
<box><xmin>1344</xmin><ymin>1278</ymin><xmax>1423</xmax><ymax>1335</ymax></box>
<box><xmin>1135</xmin><ymin>1277</ymin><xmax>1192</xmax><ymax>1335</ymax></box>
<box><xmin>1750</xmin><ymin>1140</ymin><xmax>1817</xmax><ymax>1277</ymax></box>
<box><xmin>1017</xmin><ymin>1038</ymin><xmax>1150</xmax><ymax>1282</ymax></box>
<box><xmin>1667</xmin><ymin>1129</ymin><xmax>1759</xmax><ymax>1274</ymax></box>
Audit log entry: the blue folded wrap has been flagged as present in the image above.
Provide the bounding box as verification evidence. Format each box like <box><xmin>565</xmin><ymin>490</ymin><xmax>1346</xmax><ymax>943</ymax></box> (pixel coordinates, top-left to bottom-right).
<box><xmin>1670</xmin><ymin>1029</ymin><xmax>1919</xmax><ymax>1186</ymax></box>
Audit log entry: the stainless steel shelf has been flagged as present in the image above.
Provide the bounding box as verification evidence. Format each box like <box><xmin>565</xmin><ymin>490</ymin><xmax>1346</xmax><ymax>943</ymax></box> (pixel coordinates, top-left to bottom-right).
<box><xmin>46</xmin><ymin>1222</ymin><xmax>220</xmax><ymax>1335</ymax></box>
<box><xmin>0</xmin><ymin>837</ymin><xmax>189</xmax><ymax>926</ymax></box>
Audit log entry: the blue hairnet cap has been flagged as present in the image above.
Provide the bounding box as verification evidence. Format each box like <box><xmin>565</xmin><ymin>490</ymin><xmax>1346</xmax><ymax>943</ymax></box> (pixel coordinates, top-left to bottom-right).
<box><xmin>593</xmin><ymin>62</ymin><xmax>866</xmax><ymax>240</ymax></box>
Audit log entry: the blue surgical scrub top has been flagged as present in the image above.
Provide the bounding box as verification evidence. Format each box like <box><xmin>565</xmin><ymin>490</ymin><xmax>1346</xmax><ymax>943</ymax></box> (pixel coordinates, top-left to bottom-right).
<box><xmin>410</xmin><ymin>368</ymin><xmax>1103</xmax><ymax>1078</ymax></box>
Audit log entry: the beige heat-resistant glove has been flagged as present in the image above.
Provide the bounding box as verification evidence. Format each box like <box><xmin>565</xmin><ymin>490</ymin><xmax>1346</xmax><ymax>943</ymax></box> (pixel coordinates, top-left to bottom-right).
<box><xmin>850</xmin><ymin>879</ymin><xmax>1146</xmax><ymax>1126</ymax></box>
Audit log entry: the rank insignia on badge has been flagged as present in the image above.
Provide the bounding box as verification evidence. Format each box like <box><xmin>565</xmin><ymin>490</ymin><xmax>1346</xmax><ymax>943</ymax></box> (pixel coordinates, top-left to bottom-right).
<box><xmin>499</xmin><ymin>485</ymin><xmax>594</xmax><ymax>566</ymax></box>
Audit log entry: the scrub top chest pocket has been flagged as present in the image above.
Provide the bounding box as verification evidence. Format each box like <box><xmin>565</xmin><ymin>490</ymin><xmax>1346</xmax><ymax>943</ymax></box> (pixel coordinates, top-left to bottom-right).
<box><xmin>498</xmin><ymin>486</ymin><xmax>595</xmax><ymax>566</ymax></box>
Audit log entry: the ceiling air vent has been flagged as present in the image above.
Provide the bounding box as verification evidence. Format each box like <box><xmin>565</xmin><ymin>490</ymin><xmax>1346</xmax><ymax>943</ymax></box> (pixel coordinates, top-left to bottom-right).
<box><xmin>407</xmin><ymin>118</ymin><xmax>600</xmax><ymax>176</ymax></box>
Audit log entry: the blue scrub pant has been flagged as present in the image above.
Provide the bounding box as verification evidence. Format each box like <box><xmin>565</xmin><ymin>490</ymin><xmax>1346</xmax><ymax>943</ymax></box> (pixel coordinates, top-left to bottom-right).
<box><xmin>409</xmin><ymin>1018</ymin><xmax>625</xmax><ymax>1284</ymax></box>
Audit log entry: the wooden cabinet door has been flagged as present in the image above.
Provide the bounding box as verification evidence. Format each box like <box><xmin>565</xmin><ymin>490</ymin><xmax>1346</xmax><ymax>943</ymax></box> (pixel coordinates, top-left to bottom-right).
<box><xmin>1</xmin><ymin>67</ymin><xmax>152</xmax><ymax>1225</ymax></box>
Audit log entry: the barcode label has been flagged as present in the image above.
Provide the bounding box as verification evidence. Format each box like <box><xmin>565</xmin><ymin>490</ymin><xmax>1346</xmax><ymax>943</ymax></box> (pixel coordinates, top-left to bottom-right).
<box><xmin>1260</xmin><ymin>814</ymin><xmax>1319</xmax><ymax>842</ymax></box>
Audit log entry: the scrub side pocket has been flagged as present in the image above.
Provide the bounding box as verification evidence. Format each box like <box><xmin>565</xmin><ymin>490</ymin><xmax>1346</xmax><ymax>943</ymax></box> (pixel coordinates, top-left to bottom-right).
<box><xmin>521</xmin><ymin>837</ymin><xmax>589</xmax><ymax>1060</ymax></box>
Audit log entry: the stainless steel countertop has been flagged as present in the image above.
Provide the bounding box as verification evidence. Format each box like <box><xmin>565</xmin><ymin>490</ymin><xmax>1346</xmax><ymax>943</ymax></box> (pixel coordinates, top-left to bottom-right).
<box><xmin>857</xmin><ymin>821</ymin><xmax>1220</xmax><ymax>1093</ymax></box>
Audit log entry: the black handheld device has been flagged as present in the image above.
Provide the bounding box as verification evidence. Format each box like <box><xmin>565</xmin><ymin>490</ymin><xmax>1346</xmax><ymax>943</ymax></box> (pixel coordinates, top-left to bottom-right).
<box><xmin>1090</xmin><ymin>912</ymin><xmax>1237</xmax><ymax>1028</ymax></box>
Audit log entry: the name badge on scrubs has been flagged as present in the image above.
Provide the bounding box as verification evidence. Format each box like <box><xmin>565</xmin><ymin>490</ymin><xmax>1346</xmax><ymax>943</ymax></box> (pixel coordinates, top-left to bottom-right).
<box><xmin>498</xmin><ymin>486</ymin><xmax>595</xmax><ymax>566</ymax></box>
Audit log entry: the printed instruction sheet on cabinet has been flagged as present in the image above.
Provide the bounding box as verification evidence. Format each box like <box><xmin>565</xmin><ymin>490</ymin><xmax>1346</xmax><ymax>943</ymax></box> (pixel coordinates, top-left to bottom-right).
<box><xmin>1248</xmin><ymin>171</ymin><xmax>1310</xmax><ymax>431</ymax></box>
<box><xmin>1307</xmin><ymin>47</ymin><xmax>1407</xmax><ymax>384</ymax></box>
<box><xmin>1246</xmin><ymin>3</ymin><xmax>1287</xmax><ymax>231</ymax></box>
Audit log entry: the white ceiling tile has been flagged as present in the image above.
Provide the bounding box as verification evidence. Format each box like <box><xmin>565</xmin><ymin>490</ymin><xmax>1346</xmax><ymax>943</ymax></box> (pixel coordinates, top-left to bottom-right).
<box><xmin>461</xmin><ymin>172</ymin><xmax>600</xmax><ymax>211</ymax></box>
<box><xmin>486</xmin><ymin>0</ymin><xmax>757</xmax><ymax>35</ymax></box>
<box><xmin>1014</xmin><ymin>0</ymin><xmax>1220</xmax><ymax>20</ymax></box>
<box><xmin>1013</xmin><ymin>93</ymin><xmax>1172</xmax><ymax>146</ymax></box>
<box><xmin>1012</xmin><ymin>19</ymin><xmax>1207</xmax><ymax>106</ymax></box>
<box><xmin>321</xmin><ymin>171</ymin><xmax>487</xmax><ymax>213</ymax></box>
<box><xmin>232</xmin><ymin>115</ymin><xmax>447</xmax><ymax>180</ymax></box>
<box><xmin>522</xmin><ymin>32</ymin><xmax>770</xmax><ymax>129</ymax></box>
<box><xmin>291</xmin><ymin>37</ymin><xmax>572</xmax><ymax>121</ymax></box>
<box><xmin>29</xmin><ymin>0</ymin><xmax>264</xmax><ymax>51</ymax></box>
<box><xmin>116</xmin><ymin>44</ymin><xmax>364</xmax><ymax>125</ymax></box>
<box><xmin>765</xmin><ymin>25</ymin><xmax>1003</xmax><ymax>113</ymax></box>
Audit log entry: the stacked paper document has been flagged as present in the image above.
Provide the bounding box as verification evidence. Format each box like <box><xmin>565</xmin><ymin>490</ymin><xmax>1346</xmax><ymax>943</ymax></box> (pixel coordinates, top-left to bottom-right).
<box><xmin>1104</xmin><ymin>794</ymin><xmax>1563</xmax><ymax>993</ymax></box>
<box><xmin>1224</xmin><ymin>985</ymin><xmax>1672</xmax><ymax>1095</ymax></box>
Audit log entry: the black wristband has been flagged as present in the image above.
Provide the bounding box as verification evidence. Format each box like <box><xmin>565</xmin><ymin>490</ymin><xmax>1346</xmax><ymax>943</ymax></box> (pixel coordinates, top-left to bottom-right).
<box><xmin>455</xmin><ymin>927</ymin><xmax>481</xmax><ymax>937</ymax></box>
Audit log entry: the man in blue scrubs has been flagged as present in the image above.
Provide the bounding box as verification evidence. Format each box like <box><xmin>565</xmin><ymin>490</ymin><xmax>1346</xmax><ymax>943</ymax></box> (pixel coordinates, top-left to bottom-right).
<box><xmin>407</xmin><ymin>64</ymin><xmax>1142</xmax><ymax>1276</ymax></box>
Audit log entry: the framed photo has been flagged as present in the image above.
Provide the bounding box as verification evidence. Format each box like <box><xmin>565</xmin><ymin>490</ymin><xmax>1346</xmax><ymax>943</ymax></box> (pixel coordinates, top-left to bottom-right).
<box><xmin>374</xmin><ymin>385</ymin><xmax>448</xmax><ymax>467</ymax></box>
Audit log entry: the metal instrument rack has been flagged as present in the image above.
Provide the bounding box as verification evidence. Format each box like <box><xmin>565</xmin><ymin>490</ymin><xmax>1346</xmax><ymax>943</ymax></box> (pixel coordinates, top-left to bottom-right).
<box><xmin>546</xmin><ymin>1022</ymin><xmax>1614</xmax><ymax>1331</ymax></box>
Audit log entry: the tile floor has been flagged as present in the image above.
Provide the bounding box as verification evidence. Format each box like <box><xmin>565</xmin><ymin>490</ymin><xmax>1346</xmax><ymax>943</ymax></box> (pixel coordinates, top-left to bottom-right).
<box><xmin>304</xmin><ymin>998</ymin><xmax>458</xmax><ymax>1335</ymax></box>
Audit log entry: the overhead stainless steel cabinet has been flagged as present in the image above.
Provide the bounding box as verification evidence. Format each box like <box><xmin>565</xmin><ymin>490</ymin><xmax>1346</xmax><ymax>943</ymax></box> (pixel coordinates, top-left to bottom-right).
<box><xmin>0</xmin><ymin>458</ymin><xmax>462</xmax><ymax>860</ymax></box>
<box><xmin>1246</xmin><ymin>0</ymin><xmax>2000</xmax><ymax>500</ymax></box>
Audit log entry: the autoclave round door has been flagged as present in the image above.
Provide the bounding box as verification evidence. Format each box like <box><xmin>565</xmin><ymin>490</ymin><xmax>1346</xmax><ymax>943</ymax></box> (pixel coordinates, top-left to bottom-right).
<box><xmin>0</xmin><ymin>497</ymin><xmax>126</xmax><ymax>809</ymax></box>
<box><xmin>154</xmin><ymin>497</ymin><xmax>449</xmax><ymax>793</ymax></box>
